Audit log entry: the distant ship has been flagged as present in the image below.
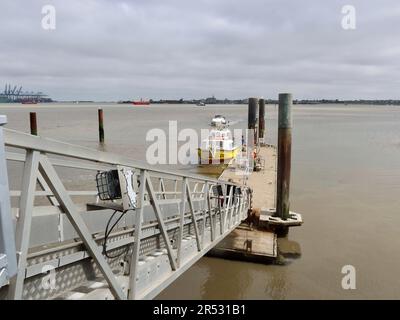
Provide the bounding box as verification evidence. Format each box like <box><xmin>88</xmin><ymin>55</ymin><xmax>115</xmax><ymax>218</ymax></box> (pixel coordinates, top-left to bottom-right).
<box><xmin>211</xmin><ymin>115</ymin><xmax>226</xmax><ymax>127</ymax></box>
<box><xmin>21</xmin><ymin>99</ymin><xmax>38</xmax><ymax>105</ymax></box>
<box><xmin>132</xmin><ymin>99</ymin><xmax>150</xmax><ymax>106</ymax></box>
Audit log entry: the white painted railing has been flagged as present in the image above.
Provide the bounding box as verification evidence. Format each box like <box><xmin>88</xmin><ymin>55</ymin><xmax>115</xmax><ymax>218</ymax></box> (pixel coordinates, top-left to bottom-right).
<box><xmin>0</xmin><ymin>118</ymin><xmax>250</xmax><ymax>300</ymax></box>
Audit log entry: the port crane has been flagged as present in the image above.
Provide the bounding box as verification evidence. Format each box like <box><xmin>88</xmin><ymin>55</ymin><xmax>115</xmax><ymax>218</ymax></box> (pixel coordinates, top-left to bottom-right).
<box><xmin>0</xmin><ymin>84</ymin><xmax>48</xmax><ymax>102</ymax></box>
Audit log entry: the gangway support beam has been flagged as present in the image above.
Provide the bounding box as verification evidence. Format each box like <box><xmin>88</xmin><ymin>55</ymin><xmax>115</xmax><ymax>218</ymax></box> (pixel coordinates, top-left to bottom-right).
<box><xmin>38</xmin><ymin>156</ymin><xmax>126</xmax><ymax>300</ymax></box>
<box><xmin>8</xmin><ymin>151</ymin><xmax>40</xmax><ymax>299</ymax></box>
<box><xmin>0</xmin><ymin>126</ymin><xmax>250</xmax><ymax>300</ymax></box>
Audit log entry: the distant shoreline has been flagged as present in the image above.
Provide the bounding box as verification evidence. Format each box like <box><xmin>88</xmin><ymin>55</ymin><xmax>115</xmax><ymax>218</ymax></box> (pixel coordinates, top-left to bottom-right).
<box><xmin>1</xmin><ymin>99</ymin><xmax>400</xmax><ymax>106</ymax></box>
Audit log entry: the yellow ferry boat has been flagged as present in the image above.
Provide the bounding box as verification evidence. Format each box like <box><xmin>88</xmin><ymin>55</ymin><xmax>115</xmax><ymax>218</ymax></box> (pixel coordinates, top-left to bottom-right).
<box><xmin>198</xmin><ymin>127</ymin><xmax>240</xmax><ymax>164</ymax></box>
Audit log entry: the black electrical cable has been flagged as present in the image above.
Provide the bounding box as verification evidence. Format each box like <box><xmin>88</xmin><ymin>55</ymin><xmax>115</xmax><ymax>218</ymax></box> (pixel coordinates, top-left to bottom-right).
<box><xmin>102</xmin><ymin>209</ymin><xmax>130</xmax><ymax>259</ymax></box>
<box><xmin>102</xmin><ymin>170</ymin><xmax>140</xmax><ymax>259</ymax></box>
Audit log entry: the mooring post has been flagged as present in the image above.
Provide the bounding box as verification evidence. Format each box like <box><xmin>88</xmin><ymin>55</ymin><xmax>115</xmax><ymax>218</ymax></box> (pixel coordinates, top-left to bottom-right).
<box><xmin>29</xmin><ymin>112</ymin><xmax>37</xmax><ymax>136</ymax></box>
<box><xmin>258</xmin><ymin>98</ymin><xmax>265</xmax><ymax>140</ymax></box>
<box><xmin>98</xmin><ymin>108</ymin><xmax>104</xmax><ymax>143</ymax></box>
<box><xmin>276</xmin><ymin>93</ymin><xmax>292</xmax><ymax>220</ymax></box>
<box><xmin>248</xmin><ymin>97</ymin><xmax>258</xmax><ymax>144</ymax></box>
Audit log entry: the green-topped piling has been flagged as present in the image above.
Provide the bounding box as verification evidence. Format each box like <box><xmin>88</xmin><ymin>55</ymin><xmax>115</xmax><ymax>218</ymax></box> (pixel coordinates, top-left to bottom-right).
<box><xmin>276</xmin><ymin>93</ymin><xmax>292</xmax><ymax>221</ymax></box>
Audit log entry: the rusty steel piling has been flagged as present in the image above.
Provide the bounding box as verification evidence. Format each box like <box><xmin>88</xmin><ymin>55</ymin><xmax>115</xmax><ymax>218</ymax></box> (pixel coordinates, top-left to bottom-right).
<box><xmin>98</xmin><ymin>108</ymin><xmax>104</xmax><ymax>143</ymax></box>
<box><xmin>276</xmin><ymin>93</ymin><xmax>292</xmax><ymax>221</ymax></box>
<box><xmin>29</xmin><ymin>112</ymin><xmax>37</xmax><ymax>136</ymax></box>
<box><xmin>258</xmin><ymin>98</ymin><xmax>265</xmax><ymax>140</ymax></box>
<box><xmin>248</xmin><ymin>97</ymin><xmax>259</xmax><ymax>144</ymax></box>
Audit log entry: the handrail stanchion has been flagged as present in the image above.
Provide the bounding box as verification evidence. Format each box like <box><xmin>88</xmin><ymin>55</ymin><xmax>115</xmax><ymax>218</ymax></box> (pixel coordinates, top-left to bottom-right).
<box><xmin>0</xmin><ymin>115</ymin><xmax>18</xmax><ymax>289</ymax></box>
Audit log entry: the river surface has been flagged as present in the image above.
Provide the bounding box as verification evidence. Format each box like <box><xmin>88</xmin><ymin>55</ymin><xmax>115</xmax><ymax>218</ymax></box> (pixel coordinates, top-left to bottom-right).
<box><xmin>1</xmin><ymin>102</ymin><xmax>400</xmax><ymax>299</ymax></box>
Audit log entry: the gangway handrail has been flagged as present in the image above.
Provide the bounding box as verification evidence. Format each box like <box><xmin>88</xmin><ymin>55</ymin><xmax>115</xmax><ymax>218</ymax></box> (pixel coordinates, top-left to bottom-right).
<box><xmin>3</xmin><ymin>128</ymin><xmax>242</xmax><ymax>186</ymax></box>
<box><xmin>0</xmin><ymin>123</ymin><xmax>250</xmax><ymax>300</ymax></box>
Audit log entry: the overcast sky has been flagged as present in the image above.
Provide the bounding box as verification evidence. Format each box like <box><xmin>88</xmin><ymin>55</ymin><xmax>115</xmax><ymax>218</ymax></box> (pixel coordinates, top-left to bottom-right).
<box><xmin>1</xmin><ymin>0</ymin><xmax>400</xmax><ymax>101</ymax></box>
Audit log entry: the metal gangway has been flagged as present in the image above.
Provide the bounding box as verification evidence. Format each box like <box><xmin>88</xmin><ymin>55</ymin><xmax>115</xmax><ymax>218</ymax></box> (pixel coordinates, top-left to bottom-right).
<box><xmin>0</xmin><ymin>116</ymin><xmax>250</xmax><ymax>300</ymax></box>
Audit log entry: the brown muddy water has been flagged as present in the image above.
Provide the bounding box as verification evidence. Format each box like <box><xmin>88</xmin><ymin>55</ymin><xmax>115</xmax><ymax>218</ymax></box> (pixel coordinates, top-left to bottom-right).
<box><xmin>1</xmin><ymin>102</ymin><xmax>400</xmax><ymax>299</ymax></box>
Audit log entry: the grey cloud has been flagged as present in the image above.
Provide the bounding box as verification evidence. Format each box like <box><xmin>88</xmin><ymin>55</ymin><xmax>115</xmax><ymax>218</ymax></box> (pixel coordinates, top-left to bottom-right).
<box><xmin>0</xmin><ymin>0</ymin><xmax>400</xmax><ymax>100</ymax></box>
